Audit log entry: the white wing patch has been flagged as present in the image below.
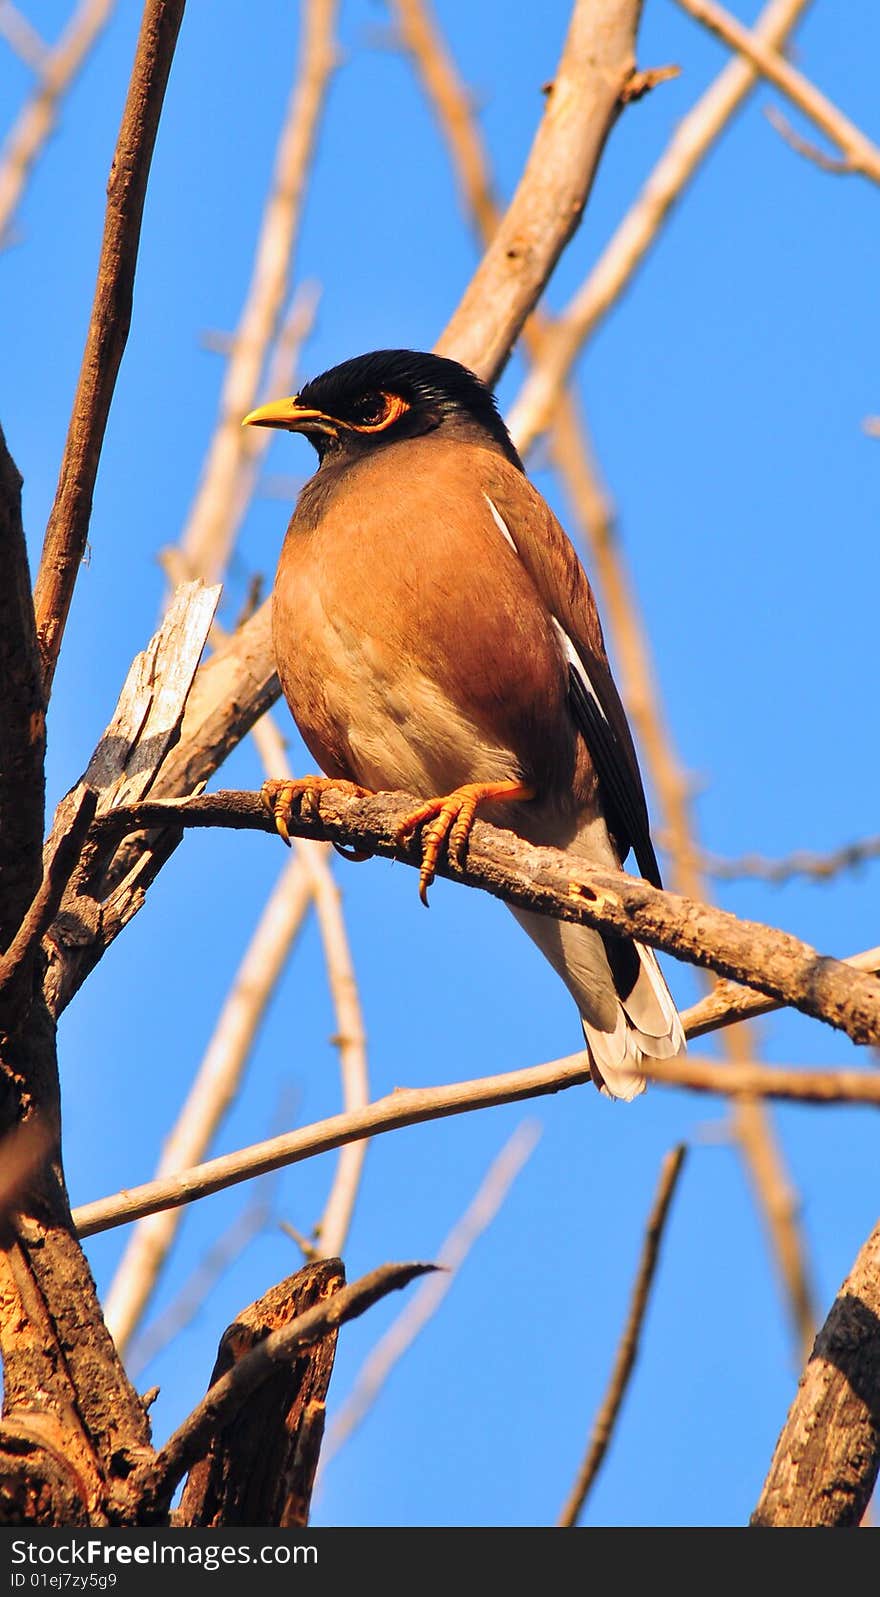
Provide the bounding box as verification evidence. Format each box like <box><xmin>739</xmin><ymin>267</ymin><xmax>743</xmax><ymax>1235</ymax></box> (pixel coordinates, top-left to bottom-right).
<box><xmin>483</xmin><ymin>492</ymin><xmax>518</xmax><ymax>553</ymax></box>
<box><xmin>551</xmin><ymin>616</ymin><xmax>610</xmax><ymax>725</ymax></box>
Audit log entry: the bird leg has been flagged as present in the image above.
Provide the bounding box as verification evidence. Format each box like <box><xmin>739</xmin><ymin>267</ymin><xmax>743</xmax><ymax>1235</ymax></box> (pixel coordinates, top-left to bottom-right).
<box><xmin>397</xmin><ymin>780</ymin><xmax>534</xmax><ymax>906</ymax></box>
<box><xmin>261</xmin><ymin>777</ymin><xmax>372</xmax><ymax>847</ymax></box>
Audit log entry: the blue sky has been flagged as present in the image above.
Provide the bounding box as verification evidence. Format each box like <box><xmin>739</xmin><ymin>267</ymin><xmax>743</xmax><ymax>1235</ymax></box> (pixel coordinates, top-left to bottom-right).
<box><xmin>2</xmin><ymin>0</ymin><xmax>878</xmax><ymax>1527</ymax></box>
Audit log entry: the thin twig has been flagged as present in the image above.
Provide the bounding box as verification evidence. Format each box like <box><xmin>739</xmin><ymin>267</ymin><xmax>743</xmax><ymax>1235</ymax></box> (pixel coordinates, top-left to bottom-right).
<box><xmin>0</xmin><ymin>0</ymin><xmax>116</xmax><ymax>244</ymax></box>
<box><xmin>178</xmin><ymin>0</ymin><xmax>337</xmax><ymax>584</ymax></box>
<box><xmin>141</xmin><ymin>1261</ymin><xmax>436</xmax><ymax>1512</ymax></box>
<box><xmin>559</xmin><ymin>1145</ymin><xmax>686</xmax><ymax>1525</ymax></box>
<box><xmin>31</xmin><ymin>0</ymin><xmax>185</xmax><ymax>695</ymax></box>
<box><xmin>321</xmin><ymin>1121</ymin><xmax>540</xmax><ymax>1465</ymax></box>
<box><xmin>676</xmin><ymin>0</ymin><xmax>880</xmax><ymax>186</ymax></box>
<box><xmin>765</xmin><ymin>105</ymin><xmax>856</xmax><ymax>175</ymax></box>
<box><xmin>73</xmin><ymin>1052</ymin><xmax>880</xmax><ymax>1242</ymax></box>
<box><xmin>506</xmin><ymin>0</ymin><xmax>815</xmax><ymax>453</ymax></box>
<box><xmin>665</xmin><ymin>832</ymin><xmax>880</xmax><ymax>885</ymax></box>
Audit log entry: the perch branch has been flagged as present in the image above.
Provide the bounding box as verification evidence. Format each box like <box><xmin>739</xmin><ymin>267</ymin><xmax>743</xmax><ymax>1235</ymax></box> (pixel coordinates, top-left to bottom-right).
<box><xmin>681</xmin><ymin>945</ymin><xmax>880</xmax><ymax>1039</ymax></box>
<box><xmin>85</xmin><ymin>787</ymin><xmax>880</xmax><ymax>1047</ymax></box>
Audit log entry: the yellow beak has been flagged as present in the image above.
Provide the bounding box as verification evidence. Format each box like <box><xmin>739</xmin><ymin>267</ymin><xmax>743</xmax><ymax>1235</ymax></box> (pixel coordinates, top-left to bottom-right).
<box><xmin>241</xmin><ymin>398</ymin><xmax>333</xmax><ymax>432</ymax></box>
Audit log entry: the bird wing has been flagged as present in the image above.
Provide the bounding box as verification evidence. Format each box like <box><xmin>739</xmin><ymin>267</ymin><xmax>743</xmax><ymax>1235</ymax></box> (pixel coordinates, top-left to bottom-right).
<box><xmin>482</xmin><ymin>461</ymin><xmax>662</xmax><ymax>888</ymax></box>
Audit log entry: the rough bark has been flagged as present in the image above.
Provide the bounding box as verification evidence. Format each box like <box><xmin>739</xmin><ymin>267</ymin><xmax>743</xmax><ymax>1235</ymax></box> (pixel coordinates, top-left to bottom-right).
<box><xmin>753</xmin><ymin>1220</ymin><xmax>880</xmax><ymax>1527</ymax></box>
<box><xmin>177</xmin><ymin>1260</ymin><xmax>344</xmax><ymax>1527</ymax></box>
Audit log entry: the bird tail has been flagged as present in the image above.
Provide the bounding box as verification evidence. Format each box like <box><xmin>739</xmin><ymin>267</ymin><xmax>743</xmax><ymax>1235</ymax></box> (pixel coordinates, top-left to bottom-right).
<box><xmin>509</xmin><ymin>906</ymin><xmax>685</xmax><ymax>1101</ymax></box>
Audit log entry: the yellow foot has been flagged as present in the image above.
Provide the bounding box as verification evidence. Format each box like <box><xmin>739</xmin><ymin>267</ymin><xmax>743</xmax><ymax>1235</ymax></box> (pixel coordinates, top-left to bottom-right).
<box><xmin>397</xmin><ymin>780</ymin><xmax>534</xmax><ymax>906</ymax></box>
<box><xmin>261</xmin><ymin>777</ymin><xmax>371</xmax><ymax>846</ymax></box>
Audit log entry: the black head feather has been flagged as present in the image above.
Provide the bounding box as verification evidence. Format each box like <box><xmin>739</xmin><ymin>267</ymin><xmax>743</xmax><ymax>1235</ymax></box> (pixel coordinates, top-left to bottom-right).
<box><xmin>295</xmin><ymin>349</ymin><xmax>523</xmax><ymax>468</ymax></box>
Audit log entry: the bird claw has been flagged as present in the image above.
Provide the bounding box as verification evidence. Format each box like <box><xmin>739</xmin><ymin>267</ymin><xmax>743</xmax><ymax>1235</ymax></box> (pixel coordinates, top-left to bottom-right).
<box><xmin>261</xmin><ymin>777</ymin><xmax>370</xmax><ymax>847</ymax></box>
<box><xmin>396</xmin><ymin>780</ymin><xmax>534</xmax><ymax>907</ymax></box>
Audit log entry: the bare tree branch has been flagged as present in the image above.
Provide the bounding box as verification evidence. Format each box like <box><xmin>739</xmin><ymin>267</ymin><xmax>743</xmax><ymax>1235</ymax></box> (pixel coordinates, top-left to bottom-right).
<box><xmin>250</xmin><ymin>713</ymin><xmax>369</xmax><ymax>1263</ymax></box>
<box><xmin>559</xmin><ymin>1145</ymin><xmax>686</xmax><ymax>1525</ymax></box>
<box><xmin>141</xmin><ymin>1261</ymin><xmax>436</xmax><ymax>1514</ymax></box>
<box><xmin>676</xmin><ymin>0</ymin><xmax>880</xmax><ymax>186</ymax></box>
<box><xmin>31</xmin><ymin>0</ymin><xmax>185</xmax><ymax>695</ymax></box>
<box><xmin>73</xmin><ymin>1051</ymin><xmax>880</xmax><ymax>1243</ymax></box>
<box><xmin>126</xmin><ymin>1189</ymin><xmax>274</xmax><ymax>1379</ymax></box>
<box><xmin>436</xmin><ymin>0</ymin><xmax>646</xmax><ymax>380</ymax></box>
<box><xmin>682</xmin><ymin>945</ymin><xmax>880</xmax><ymax>1039</ymax></box>
<box><xmin>753</xmin><ymin>1218</ymin><xmax>880</xmax><ymax>1526</ymax></box>
<box><xmin>669</xmin><ymin>832</ymin><xmax>880</xmax><ymax>886</ymax></box>
<box><xmin>175</xmin><ymin>1258</ymin><xmax>344</xmax><ymax>1527</ymax></box>
<box><xmin>84</xmin><ymin>786</ymin><xmax>880</xmax><ymax>1047</ymax></box>
<box><xmin>0</xmin><ymin>783</ymin><xmax>96</xmax><ymax>1000</ymax></box>
<box><xmin>0</xmin><ymin>0</ymin><xmax>116</xmax><ymax>244</ymax></box>
<box><xmin>41</xmin><ymin>580</ymin><xmax>220</xmax><ymax>1019</ymax></box>
<box><xmin>102</xmin><ymin>851</ymin><xmax>313</xmax><ymax>1354</ymax></box>
<box><xmin>321</xmin><ymin>1121</ymin><xmax>539</xmax><ymax>1465</ymax></box>
<box><xmin>0</xmin><ymin>423</ymin><xmax>45</xmax><ymax>954</ymax></box>
<box><xmin>506</xmin><ymin>0</ymin><xmax>814</xmax><ymax>454</ymax></box>
<box><xmin>178</xmin><ymin>0</ymin><xmax>337</xmax><ymax>584</ymax></box>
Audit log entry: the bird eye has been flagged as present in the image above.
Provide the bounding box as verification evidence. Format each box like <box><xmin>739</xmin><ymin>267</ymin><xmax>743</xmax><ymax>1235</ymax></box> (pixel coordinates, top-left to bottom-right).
<box><xmin>347</xmin><ymin>391</ymin><xmax>409</xmax><ymax>432</ymax></box>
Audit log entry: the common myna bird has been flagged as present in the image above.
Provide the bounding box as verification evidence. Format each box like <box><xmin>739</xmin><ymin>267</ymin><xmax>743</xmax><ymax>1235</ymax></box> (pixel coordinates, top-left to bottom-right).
<box><xmin>244</xmin><ymin>349</ymin><xmax>685</xmax><ymax>1099</ymax></box>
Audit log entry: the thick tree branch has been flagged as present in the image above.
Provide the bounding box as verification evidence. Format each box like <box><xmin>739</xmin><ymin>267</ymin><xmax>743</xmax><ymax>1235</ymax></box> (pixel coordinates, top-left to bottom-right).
<box><xmin>682</xmin><ymin>946</ymin><xmax>880</xmax><ymax>1039</ymax></box>
<box><xmin>32</xmin><ymin>0</ymin><xmax>186</xmax><ymax>695</ymax></box>
<box><xmin>41</xmin><ymin>581</ymin><xmax>220</xmax><ymax>1019</ymax></box>
<box><xmin>89</xmin><ymin>786</ymin><xmax>880</xmax><ymax>1047</ymax></box>
<box><xmin>140</xmin><ymin>1261</ymin><xmax>435</xmax><ymax>1515</ymax></box>
<box><xmin>0</xmin><ymin>423</ymin><xmax>45</xmax><ymax>954</ymax></box>
<box><xmin>753</xmin><ymin>1219</ymin><xmax>880</xmax><ymax>1526</ymax></box>
<box><xmin>176</xmin><ymin>1259</ymin><xmax>345</xmax><ymax>1527</ymax></box>
<box><xmin>0</xmin><ymin>784</ymin><xmax>96</xmax><ymax>1001</ymax></box>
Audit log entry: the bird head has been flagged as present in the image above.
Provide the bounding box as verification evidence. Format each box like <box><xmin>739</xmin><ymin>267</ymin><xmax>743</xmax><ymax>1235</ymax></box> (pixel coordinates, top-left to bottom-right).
<box><xmin>242</xmin><ymin>348</ymin><xmax>522</xmax><ymax>467</ymax></box>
